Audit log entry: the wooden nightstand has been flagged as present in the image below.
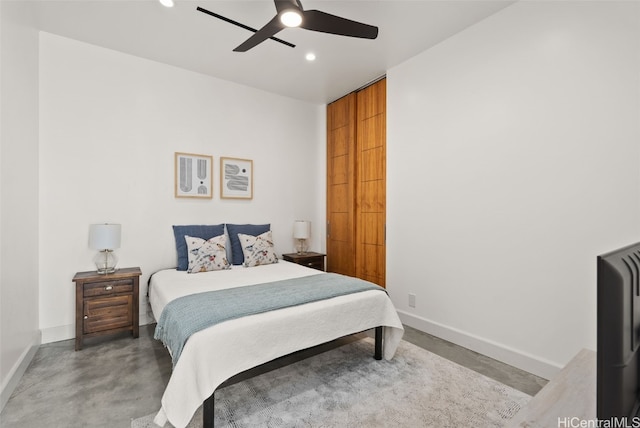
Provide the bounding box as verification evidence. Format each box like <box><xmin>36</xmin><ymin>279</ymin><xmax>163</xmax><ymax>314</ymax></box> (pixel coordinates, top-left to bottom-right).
<box><xmin>282</xmin><ymin>252</ymin><xmax>326</xmax><ymax>271</ymax></box>
<box><xmin>73</xmin><ymin>267</ymin><xmax>141</xmax><ymax>351</ymax></box>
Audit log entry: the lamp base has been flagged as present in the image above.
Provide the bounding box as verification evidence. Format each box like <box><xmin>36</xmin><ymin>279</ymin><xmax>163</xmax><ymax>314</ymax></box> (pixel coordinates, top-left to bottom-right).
<box><xmin>94</xmin><ymin>250</ymin><xmax>118</xmax><ymax>274</ymax></box>
<box><xmin>296</xmin><ymin>239</ymin><xmax>308</xmax><ymax>255</ymax></box>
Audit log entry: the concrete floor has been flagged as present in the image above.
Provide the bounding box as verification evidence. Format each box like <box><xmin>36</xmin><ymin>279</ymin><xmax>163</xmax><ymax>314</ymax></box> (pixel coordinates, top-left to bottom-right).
<box><xmin>0</xmin><ymin>324</ymin><xmax>546</xmax><ymax>428</ymax></box>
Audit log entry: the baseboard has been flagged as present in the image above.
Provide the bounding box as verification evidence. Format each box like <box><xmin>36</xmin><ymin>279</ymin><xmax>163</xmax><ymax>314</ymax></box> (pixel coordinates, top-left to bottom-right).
<box><xmin>41</xmin><ymin>323</ymin><xmax>74</xmax><ymax>344</ymax></box>
<box><xmin>140</xmin><ymin>312</ymin><xmax>154</xmax><ymax>326</ymax></box>
<box><xmin>41</xmin><ymin>309</ymin><xmax>155</xmax><ymax>345</ymax></box>
<box><xmin>397</xmin><ymin>310</ymin><xmax>561</xmax><ymax>380</ymax></box>
<box><xmin>0</xmin><ymin>331</ymin><xmax>41</xmax><ymax>412</ymax></box>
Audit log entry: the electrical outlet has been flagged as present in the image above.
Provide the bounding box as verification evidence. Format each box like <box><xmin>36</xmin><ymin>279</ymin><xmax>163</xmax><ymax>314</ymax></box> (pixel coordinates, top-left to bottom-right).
<box><xmin>408</xmin><ymin>293</ymin><xmax>416</xmax><ymax>308</ymax></box>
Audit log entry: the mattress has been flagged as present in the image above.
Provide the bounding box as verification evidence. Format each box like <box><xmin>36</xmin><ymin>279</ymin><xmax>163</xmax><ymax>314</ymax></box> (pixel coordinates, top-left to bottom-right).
<box><xmin>149</xmin><ymin>261</ymin><xmax>404</xmax><ymax>428</ymax></box>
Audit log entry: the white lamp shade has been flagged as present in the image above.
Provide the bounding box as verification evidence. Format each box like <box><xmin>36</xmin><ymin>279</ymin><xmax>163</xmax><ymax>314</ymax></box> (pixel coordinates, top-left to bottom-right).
<box><xmin>89</xmin><ymin>224</ymin><xmax>121</xmax><ymax>250</ymax></box>
<box><xmin>293</xmin><ymin>221</ymin><xmax>310</xmax><ymax>239</ymax></box>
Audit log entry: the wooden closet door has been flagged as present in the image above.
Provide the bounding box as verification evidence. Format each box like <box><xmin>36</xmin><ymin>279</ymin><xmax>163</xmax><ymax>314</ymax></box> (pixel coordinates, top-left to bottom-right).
<box><xmin>326</xmin><ymin>93</ymin><xmax>356</xmax><ymax>276</ymax></box>
<box><xmin>356</xmin><ymin>79</ymin><xmax>386</xmax><ymax>287</ymax></box>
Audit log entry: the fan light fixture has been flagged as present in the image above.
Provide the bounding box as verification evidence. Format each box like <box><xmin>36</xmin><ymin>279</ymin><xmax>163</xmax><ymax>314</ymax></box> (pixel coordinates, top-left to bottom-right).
<box><xmin>198</xmin><ymin>0</ymin><xmax>379</xmax><ymax>53</ymax></box>
<box><xmin>159</xmin><ymin>0</ymin><xmax>174</xmax><ymax>8</ymax></box>
<box><xmin>280</xmin><ymin>10</ymin><xmax>302</xmax><ymax>27</ymax></box>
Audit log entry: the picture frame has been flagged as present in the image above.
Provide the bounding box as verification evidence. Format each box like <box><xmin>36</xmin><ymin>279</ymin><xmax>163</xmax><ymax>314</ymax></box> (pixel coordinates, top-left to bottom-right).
<box><xmin>220</xmin><ymin>157</ymin><xmax>253</xmax><ymax>199</ymax></box>
<box><xmin>174</xmin><ymin>152</ymin><xmax>213</xmax><ymax>199</ymax></box>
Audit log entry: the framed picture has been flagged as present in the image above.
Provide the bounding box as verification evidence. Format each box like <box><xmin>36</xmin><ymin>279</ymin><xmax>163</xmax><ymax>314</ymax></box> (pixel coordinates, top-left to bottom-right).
<box><xmin>220</xmin><ymin>157</ymin><xmax>253</xmax><ymax>199</ymax></box>
<box><xmin>174</xmin><ymin>152</ymin><xmax>213</xmax><ymax>199</ymax></box>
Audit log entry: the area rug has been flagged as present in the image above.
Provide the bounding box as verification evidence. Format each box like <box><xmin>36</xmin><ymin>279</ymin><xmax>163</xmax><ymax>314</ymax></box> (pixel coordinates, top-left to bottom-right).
<box><xmin>132</xmin><ymin>338</ymin><xmax>530</xmax><ymax>428</ymax></box>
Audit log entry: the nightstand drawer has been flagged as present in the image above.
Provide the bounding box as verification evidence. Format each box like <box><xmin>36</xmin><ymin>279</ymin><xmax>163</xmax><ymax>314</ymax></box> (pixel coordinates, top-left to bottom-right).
<box><xmin>84</xmin><ymin>295</ymin><xmax>133</xmax><ymax>334</ymax></box>
<box><xmin>301</xmin><ymin>259</ymin><xmax>324</xmax><ymax>270</ymax></box>
<box><xmin>282</xmin><ymin>252</ymin><xmax>326</xmax><ymax>272</ymax></box>
<box><xmin>83</xmin><ymin>279</ymin><xmax>133</xmax><ymax>297</ymax></box>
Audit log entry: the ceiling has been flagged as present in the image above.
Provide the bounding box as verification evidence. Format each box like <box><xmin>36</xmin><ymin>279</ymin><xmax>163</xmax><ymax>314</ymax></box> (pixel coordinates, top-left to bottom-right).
<box><xmin>32</xmin><ymin>0</ymin><xmax>515</xmax><ymax>104</ymax></box>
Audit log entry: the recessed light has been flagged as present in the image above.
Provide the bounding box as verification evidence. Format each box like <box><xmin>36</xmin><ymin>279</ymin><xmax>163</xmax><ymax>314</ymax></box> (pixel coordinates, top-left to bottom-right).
<box><xmin>305</xmin><ymin>53</ymin><xmax>316</xmax><ymax>61</ymax></box>
<box><xmin>159</xmin><ymin>0</ymin><xmax>174</xmax><ymax>7</ymax></box>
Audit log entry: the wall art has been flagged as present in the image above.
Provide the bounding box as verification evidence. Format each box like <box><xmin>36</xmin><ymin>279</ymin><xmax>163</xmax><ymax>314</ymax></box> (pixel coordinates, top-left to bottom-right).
<box><xmin>175</xmin><ymin>152</ymin><xmax>213</xmax><ymax>199</ymax></box>
<box><xmin>220</xmin><ymin>157</ymin><xmax>253</xmax><ymax>199</ymax></box>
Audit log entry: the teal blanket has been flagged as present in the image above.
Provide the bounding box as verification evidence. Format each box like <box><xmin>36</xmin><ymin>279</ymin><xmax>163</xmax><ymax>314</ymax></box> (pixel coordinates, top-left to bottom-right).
<box><xmin>154</xmin><ymin>273</ymin><xmax>384</xmax><ymax>366</ymax></box>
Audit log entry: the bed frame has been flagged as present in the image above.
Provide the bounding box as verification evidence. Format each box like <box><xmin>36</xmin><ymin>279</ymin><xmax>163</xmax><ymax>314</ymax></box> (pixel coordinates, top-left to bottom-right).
<box><xmin>201</xmin><ymin>326</ymin><xmax>384</xmax><ymax>428</ymax></box>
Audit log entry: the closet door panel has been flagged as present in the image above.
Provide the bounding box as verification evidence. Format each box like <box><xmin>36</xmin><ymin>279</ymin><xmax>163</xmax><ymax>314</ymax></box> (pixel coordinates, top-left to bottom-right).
<box><xmin>359</xmin><ymin>115</ymin><xmax>385</xmax><ymax>151</ymax></box>
<box><xmin>330</xmin><ymin>126</ymin><xmax>350</xmax><ymax>157</ymax></box>
<box><xmin>361</xmin><ymin>146</ymin><xmax>385</xmax><ymax>182</ymax></box>
<box><xmin>330</xmin><ymin>154</ymin><xmax>349</xmax><ymax>185</ymax></box>
<box><xmin>361</xmin><ymin>181</ymin><xmax>382</xmax><ymax>213</ymax></box>
<box><xmin>327</xmin><ymin>212</ymin><xmax>354</xmax><ymax>274</ymax></box>
<box><xmin>357</xmin><ymin>81</ymin><xmax>385</xmax><ymax>120</ymax></box>
<box><xmin>326</xmin><ymin>80</ymin><xmax>385</xmax><ymax>286</ymax></box>
<box><xmin>360</xmin><ymin>244</ymin><xmax>385</xmax><ymax>287</ymax></box>
<box><xmin>326</xmin><ymin>93</ymin><xmax>356</xmax><ymax>277</ymax></box>
<box><xmin>361</xmin><ymin>212</ymin><xmax>384</xmax><ymax>245</ymax></box>
<box><xmin>328</xmin><ymin>183</ymin><xmax>349</xmax><ymax>213</ymax></box>
<box><xmin>356</xmin><ymin>79</ymin><xmax>386</xmax><ymax>287</ymax></box>
<box><xmin>329</xmin><ymin>212</ymin><xmax>351</xmax><ymax>242</ymax></box>
<box><xmin>328</xmin><ymin>96</ymin><xmax>353</xmax><ymax>128</ymax></box>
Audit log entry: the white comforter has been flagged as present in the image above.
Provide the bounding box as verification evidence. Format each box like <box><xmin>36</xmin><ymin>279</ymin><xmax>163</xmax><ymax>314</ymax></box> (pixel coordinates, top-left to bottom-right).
<box><xmin>149</xmin><ymin>261</ymin><xmax>404</xmax><ymax>428</ymax></box>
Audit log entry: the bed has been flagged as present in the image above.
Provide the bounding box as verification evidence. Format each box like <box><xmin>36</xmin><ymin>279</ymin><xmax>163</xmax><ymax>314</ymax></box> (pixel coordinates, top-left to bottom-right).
<box><xmin>149</xmin><ymin>224</ymin><xmax>405</xmax><ymax>428</ymax></box>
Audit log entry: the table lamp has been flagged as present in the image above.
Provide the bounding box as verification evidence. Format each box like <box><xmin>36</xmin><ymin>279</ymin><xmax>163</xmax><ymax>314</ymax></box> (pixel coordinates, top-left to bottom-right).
<box><xmin>293</xmin><ymin>220</ymin><xmax>310</xmax><ymax>254</ymax></box>
<box><xmin>89</xmin><ymin>223</ymin><xmax>121</xmax><ymax>274</ymax></box>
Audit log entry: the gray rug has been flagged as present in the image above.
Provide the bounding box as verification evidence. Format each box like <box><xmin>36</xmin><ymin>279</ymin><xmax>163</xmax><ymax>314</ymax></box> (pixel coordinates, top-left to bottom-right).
<box><xmin>132</xmin><ymin>338</ymin><xmax>530</xmax><ymax>428</ymax></box>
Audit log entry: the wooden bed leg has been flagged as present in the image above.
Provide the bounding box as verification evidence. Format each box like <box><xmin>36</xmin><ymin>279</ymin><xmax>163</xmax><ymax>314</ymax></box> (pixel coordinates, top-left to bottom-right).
<box><xmin>203</xmin><ymin>392</ymin><xmax>214</xmax><ymax>428</ymax></box>
<box><xmin>374</xmin><ymin>326</ymin><xmax>383</xmax><ymax>360</ymax></box>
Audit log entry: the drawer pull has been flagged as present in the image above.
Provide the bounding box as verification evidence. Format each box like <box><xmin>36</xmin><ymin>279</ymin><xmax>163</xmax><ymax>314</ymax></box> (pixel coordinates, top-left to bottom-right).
<box><xmin>307</xmin><ymin>262</ymin><xmax>313</xmax><ymax>266</ymax></box>
<box><xmin>105</xmin><ymin>286</ymin><xmax>113</xmax><ymax>291</ymax></box>
<box><xmin>84</xmin><ymin>315</ymin><xmax>88</xmax><ymax>319</ymax></box>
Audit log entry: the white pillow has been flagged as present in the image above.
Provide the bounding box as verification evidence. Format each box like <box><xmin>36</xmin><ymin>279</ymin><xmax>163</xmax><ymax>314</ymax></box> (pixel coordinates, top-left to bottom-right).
<box><xmin>185</xmin><ymin>234</ymin><xmax>231</xmax><ymax>273</ymax></box>
<box><xmin>237</xmin><ymin>230</ymin><xmax>279</xmax><ymax>267</ymax></box>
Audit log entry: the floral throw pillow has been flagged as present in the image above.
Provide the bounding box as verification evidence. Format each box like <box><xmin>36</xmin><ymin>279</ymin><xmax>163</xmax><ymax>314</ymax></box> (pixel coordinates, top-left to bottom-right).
<box><xmin>185</xmin><ymin>234</ymin><xmax>231</xmax><ymax>273</ymax></box>
<box><xmin>237</xmin><ymin>230</ymin><xmax>279</xmax><ymax>267</ymax></box>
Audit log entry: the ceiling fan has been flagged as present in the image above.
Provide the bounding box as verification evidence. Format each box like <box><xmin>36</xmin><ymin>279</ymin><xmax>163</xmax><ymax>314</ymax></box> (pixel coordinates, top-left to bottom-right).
<box><xmin>197</xmin><ymin>0</ymin><xmax>378</xmax><ymax>52</ymax></box>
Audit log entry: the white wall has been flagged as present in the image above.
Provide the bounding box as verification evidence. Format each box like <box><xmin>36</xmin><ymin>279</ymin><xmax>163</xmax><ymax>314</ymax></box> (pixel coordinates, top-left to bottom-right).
<box><xmin>38</xmin><ymin>33</ymin><xmax>325</xmax><ymax>342</ymax></box>
<box><xmin>387</xmin><ymin>0</ymin><xmax>640</xmax><ymax>379</ymax></box>
<box><xmin>0</xmin><ymin>0</ymin><xmax>41</xmax><ymax>409</ymax></box>
<box><xmin>10</xmin><ymin>0</ymin><xmax>639</xmax><ymax>393</ymax></box>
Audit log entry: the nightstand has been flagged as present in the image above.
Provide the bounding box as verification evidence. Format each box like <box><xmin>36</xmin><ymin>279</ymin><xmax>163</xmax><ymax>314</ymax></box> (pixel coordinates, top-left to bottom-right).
<box><xmin>282</xmin><ymin>252</ymin><xmax>326</xmax><ymax>271</ymax></box>
<box><xmin>73</xmin><ymin>267</ymin><xmax>141</xmax><ymax>351</ymax></box>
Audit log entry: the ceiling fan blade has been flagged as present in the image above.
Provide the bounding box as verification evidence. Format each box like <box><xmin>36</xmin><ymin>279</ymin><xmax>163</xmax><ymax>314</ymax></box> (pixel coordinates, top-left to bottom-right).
<box><xmin>196</xmin><ymin>7</ymin><xmax>295</xmax><ymax>49</ymax></box>
<box><xmin>234</xmin><ymin>15</ymin><xmax>285</xmax><ymax>52</ymax></box>
<box><xmin>301</xmin><ymin>9</ymin><xmax>378</xmax><ymax>39</ymax></box>
<box><xmin>274</xmin><ymin>0</ymin><xmax>303</xmax><ymax>14</ymax></box>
